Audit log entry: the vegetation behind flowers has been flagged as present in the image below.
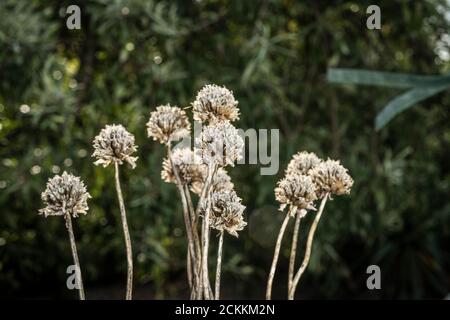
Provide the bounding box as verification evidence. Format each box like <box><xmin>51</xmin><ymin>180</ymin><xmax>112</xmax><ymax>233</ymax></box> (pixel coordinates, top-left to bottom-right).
<box><xmin>1</xmin><ymin>0</ymin><xmax>450</xmax><ymax>299</ymax></box>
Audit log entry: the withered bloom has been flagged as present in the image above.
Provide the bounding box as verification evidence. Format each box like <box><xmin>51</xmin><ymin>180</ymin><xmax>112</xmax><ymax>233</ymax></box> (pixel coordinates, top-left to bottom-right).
<box><xmin>191</xmin><ymin>167</ymin><xmax>234</xmax><ymax>195</ymax></box>
<box><xmin>39</xmin><ymin>171</ymin><xmax>91</xmax><ymax>218</ymax></box>
<box><xmin>310</xmin><ymin>159</ymin><xmax>353</xmax><ymax>198</ymax></box>
<box><xmin>92</xmin><ymin>124</ymin><xmax>138</xmax><ymax>169</ymax></box>
<box><xmin>286</xmin><ymin>151</ymin><xmax>321</xmax><ymax>176</ymax></box>
<box><xmin>274</xmin><ymin>174</ymin><xmax>317</xmax><ymax>213</ymax></box>
<box><xmin>192</xmin><ymin>84</ymin><xmax>239</xmax><ymax>123</ymax></box>
<box><xmin>146</xmin><ymin>104</ymin><xmax>191</xmax><ymax>145</ymax></box>
<box><xmin>161</xmin><ymin>147</ymin><xmax>204</xmax><ymax>186</ymax></box>
<box><xmin>202</xmin><ymin>189</ymin><xmax>247</xmax><ymax>238</ymax></box>
<box><xmin>195</xmin><ymin>121</ymin><xmax>243</xmax><ymax>167</ymax></box>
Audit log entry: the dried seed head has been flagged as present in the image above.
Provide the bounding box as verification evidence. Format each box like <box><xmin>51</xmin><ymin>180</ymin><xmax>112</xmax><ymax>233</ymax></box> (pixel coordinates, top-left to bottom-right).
<box><xmin>211</xmin><ymin>168</ymin><xmax>234</xmax><ymax>192</ymax></box>
<box><xmin>146</xmin><ymin>104</ymin><xmax>191</xmax><ymax>145</ymax></box>
<box><xmin>161</xmin><ymin>147</ymin><xmax>204</xmax><ymax>186</ymax></box>
<box><xmin>92</xmin><ymin>124</ymin><xmax>138</xmax><ymax>169</ymax></box>
<box><xmin>192</xmin><ymin>84</ymin><xmax>239</xmax><ymax>123</ymax></box>
<box><xmin>310</xmin><ymin>159</ymin><xmax>354</xmax><ymax>197</ymax></box>
<box><xmin>195</xmin><ymin>121</ymin><xmax>243</xmax><ymax>167</ymax></box>
<box><xmin>190</xmin><ymin>167</ymin><xmax>234</xmax><ymax>195</ymax></box>
<box><xmin>275</xmin><ymin>174</ymin><xmax>317</xmax><ymax>212</ymax></box>
<box><xmin>39</xmin><ymin>172</ymin><xmax>91</xmax><ymax>218</ymax></box>
<box><xmin>286</xmin><ymin>151</ymin><xmax>321</xmax><ymax>176</ymax></box>
<box><xmin>203</xmin><ymin>189</ymin><xmax>247</xmax><ymax>237</ymax></box>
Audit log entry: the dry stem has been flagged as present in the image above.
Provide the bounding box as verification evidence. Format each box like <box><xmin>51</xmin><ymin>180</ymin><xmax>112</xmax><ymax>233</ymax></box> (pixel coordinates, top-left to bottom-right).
<box><xmin>198</xmin><ymin>164</ymin><xmax>215</xmax><ymax>300</ymax></box>
<box><xmin>114</xmin><ymin>161</ymin><xmax>133</xmax><ymax>300</ymax></box>
<box><xmin>288</xmin><ymin>207</ymin><xmax>303</xmax><ymax>294</ymax></box>
<box><xmin>167</xmin><ymin>146</ymin><xmax>200</xmax><ymax>298</ymax></box>
<box><xmin>65</xmin><ymin>213</ymin><xmax>85</xmax><ymax>300</ymax></box>
<box><xmin>214</xmin><ymin>230</ymin><xmax>224</xmax><ymax>300</ymax></box>
<box><xmin>266</xmin><ymin>211</ymin><xmax>291</xmax><ymax>300</ymax></box>
<box><xmin>289</xmin><ymin>195</ymin><xmax>328</xmax><ymax>300</ymax></box>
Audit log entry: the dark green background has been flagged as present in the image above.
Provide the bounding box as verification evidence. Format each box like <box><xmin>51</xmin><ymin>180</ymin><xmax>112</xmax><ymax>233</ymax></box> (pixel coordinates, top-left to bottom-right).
<box><xmin>1</xmin><ymin>0</ymin><xmax>449</xmax><ymax>299</ymax></box>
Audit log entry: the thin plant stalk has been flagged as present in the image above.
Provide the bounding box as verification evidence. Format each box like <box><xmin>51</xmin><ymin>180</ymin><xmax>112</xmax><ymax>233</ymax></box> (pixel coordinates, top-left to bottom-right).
<box><xmin>187</xmin><ymin>250</ymin><xmax>193</xmax><ymax>290</ymax></box>
<box><xmin>65</xmin><ymin>214</ymin><xmax>85</xmax><ymax>300</ymax></box>
<box><xmin>184</xmin><ymin>185</ymin><xmax>197</xmax><ymax>228</ymax></box>
<box><xmin>184</xmin><ymin>184</ymin><xmax>202</xmax><ymax>299</ymax></box>
<box><xmin>185</xmin><ymin>184</ymin><xmax>201</xmax><ymax>269</ymax></box>
<box><xmin>167</xmin><ymin>146</ymin><xmax>199</xmax><ymax>298</ymax></box>
<box><xmin>214</xmin><ymin>230</ymin><xmax>224</xmax><ymax>300</ymax></box>
<box><xmin>288</xmin><ymin>208</ymin><xmax>303</xmax><ymax>294</ymax></box>
<box><xmin>200</xmin><ymin>191</ymin><xmax>212</xmax><ymax>300</ymax></box>
<box><xmin>266</xmin><ymin>210</ymin><xmax>292</xmax><ymax>300</ymax></box>
<box><xmin>289</xmin><ymin>195</ymin><xmax>329</xmax><ymax>300</ymax></box>
<box><xmin>198</xmin><ymin>164</ymin><xmax>215</xmax><ymax>300</ymax></box>
<box><xmin>114</xmin><ymin>161</ymin><xmax>133</xmax><ymax>300</ymax></box>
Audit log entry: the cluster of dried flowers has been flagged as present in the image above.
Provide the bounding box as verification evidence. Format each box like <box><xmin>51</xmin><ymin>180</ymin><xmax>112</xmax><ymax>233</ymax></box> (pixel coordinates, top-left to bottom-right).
<box><xmin>267</xmin><ymin>151</ymin><xmax>353</xmax><ymax>300</ymax></box>
<box><xmin>147</xmin><ymin>84</ymin><xmax>246</xmax><ymax>300</ymax></box>
<box><xmin>37</xmin><ymin>83</ymin><xmax>353</xmax><ymax>302</ymax></box>
<box><xmin>39</xmin><ymin>172</ymin><xmax>91</xmax><ymax>300</ymax></box>
<box><xmin>39</xmin><ymin>124</ymin><xmax>138</xmax><ymax>300</ymax></box>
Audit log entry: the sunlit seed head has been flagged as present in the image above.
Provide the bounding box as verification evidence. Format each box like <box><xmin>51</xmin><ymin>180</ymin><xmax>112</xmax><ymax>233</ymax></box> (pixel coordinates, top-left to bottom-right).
<box><xmin>310</xmin><ymin>159</ymin><xmax>354</xmax><ymax>198</ymax></box>
<box><xmin>202</xmin><ymin>189</ymin><xmax>247</xmax><ymax>237</ymax></box>
<box><xmin>192</xmin><ymin>84</ymin><xmax>239</xmax><ymax>123</ymax></box>
<box><xmin>275</xmin><ymin>174</ymin><xmax>317</xmax><ymax>213</ymax></box>
<box><xmin>195</xmin><ymin>121</ymin><xmax>243</xmax><ymax>167</ymax></box>
<box><xmin>92</xmin><ymin>124</ymin><xmax>138</xmax><ymax>169</ymax></box>
<box><xmin>286</xmin><ymin>151</ymin><xmax>321</xmax><ymax>176</ymax></box>
<box><xmin>146</xmin><ymin>104</ymin><xmax>191</xmax><ymax>145</ymax></box>
<box><xmin>39</xmin><ymin>171</ymin><xmax>91</xmax><ymax>218</ymax></box>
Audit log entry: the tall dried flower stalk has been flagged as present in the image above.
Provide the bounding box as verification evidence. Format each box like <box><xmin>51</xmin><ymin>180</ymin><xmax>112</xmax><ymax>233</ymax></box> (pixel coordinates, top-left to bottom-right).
<box><xmin>265</xmin><ymin>205</ymin><xmax>293</xmax><ymax>300</ymax></box>
<box><xmin>149</xmin><ymin>84</ymin><xmax>245</xmax><ymax>300</ymax></box>
<box><xmin>92</xmin><ymin>124</ymin><xmax>138</xmax><ymax>300</ymax></box>
<box><xmin>287</xmin><ymin>159</ymin><xmax>353</xmax><ymax>299</ymax></box>
<box><xmin>195</xmin><ymin>115</ymin><xmax>244</xmax><ymax>299</ymax></box>
<box><xmin>39</xmin><ymin>171</ymin><xmax>91</xmax><ymax>300</ymax></box>
<box><xmin>288</xmin><ymin>208</ymin><xmax>305</xmax><ymax>293</ymax></box>
<box><xmin>266</xmin><ymin>152</ymin><xmax>353</xmax><ymax>300</ymax></box>
<box><xmin>147</xmin><ymin>104</ymin><xmax>203</xmax><ymax>298</ymax></box>
<box><xmin>203</xmin><ymin>189</ymin><xmax>246</xmax><ymax>299</ymax></box>
<box><xmin>167</xmin><ymin>145</ymin><xmax>200</xmax><ymax>293</ymax></box>
<box><xmin>214</xmin><ymin>230</ymin><xmax>224</xmax><ymax>299</ymax></box>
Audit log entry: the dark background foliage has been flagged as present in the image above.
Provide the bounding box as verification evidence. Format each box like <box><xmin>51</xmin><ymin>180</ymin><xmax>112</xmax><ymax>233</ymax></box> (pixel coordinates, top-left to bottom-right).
<box><xmin>1</xmin><ymin>0</ymin><xmax>449</xmax><ymax>299</ymax></box>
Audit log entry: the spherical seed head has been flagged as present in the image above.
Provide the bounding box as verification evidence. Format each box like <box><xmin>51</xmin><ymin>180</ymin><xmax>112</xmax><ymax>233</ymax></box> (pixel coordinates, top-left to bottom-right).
<box><xmin>146</xmin><ymin>104</ymin><xmax>191</xmax><ymax>145</ymax></box>
<box><xmin>192</xmin><ymin>84</ymin><xmax>239</xmax><ymax>123</ymax></box>
<box><xmin>190</xmin><ymin>167</ymin><xmax>234</xmax><ymax>195</ymax></box>
<box><xmin>286</xmin><ymin>151</ymin><xmax>321</xmax><ymax>176</ymax></box>
<box><xmin>275</xmin><ymin>174</ymin><xmax>317</xmax><ymax>212</ymax></box>
<box><xmin>195</xmin><ymin>121</ymin><xmax>243</xmax><ymax>167</ymax></box>
<box><xmin>39</xmin><ymin>172</ymin><xmax>91</xmax><ymax>218</ymax></box>
<box><xmin>203</xmin><ymin>189</ymin><xmax>247</xmax><ymax>237</ymax></box>
<box><xmin>161</xmin><ymin>147</ymin><xmax>204</xmax><ymax>185</ymax></box>
<box><xmin>92</xmin><ymin>124</ymin><xmax>138</xmax><ymax>169</ymax></box>
<box><xmin>310</xmin><ymin>159</ymin><xmax>354</xmax><ymax>197</ymax></box>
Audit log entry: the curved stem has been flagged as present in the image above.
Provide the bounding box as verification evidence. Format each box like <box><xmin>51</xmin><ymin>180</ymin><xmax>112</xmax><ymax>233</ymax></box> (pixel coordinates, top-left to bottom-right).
<box><xmin>199</xmin><ymin>164</ymin><xmax>215</xmax><ymax>300</ymax></box>
<box><xmin>266</xmin><ymin>212</ymin><xmax>291</xmax><ymax>300</ymax></box>
<box><xmin>187</xmin><ymin>250</ymin><xmax>193</xmax><ymax>291</ymax></box>
<box><xmin>288</xmin><ymin>208</ymin><xmax>303</xmax><ymax>294</ymax></box>
<box><xmin>214</xmin><ymin>231</ymin><xmax>224</xmax><ymax>300</ymax></box>
<box><xmin>167</xmin><ymin>146</ymin><xmax>199</xmax><ymax>298</ymax></box>
<box><xmin>185</xmin><ymin>185</ymin><xmax>201</xmax><ymax>270</ymax></box>
<box><xmin>65</xmin><ymin>214</ymin><xmax>85</xmax><ymax>300</ymax></box>
<box><xmin>289</xmin><ymin>195</ymin><xmax>328</xmax><ymax>300</ymax></box>
<box><xmin>114</xmin><ymin>162</ymin><xmax>133</xmax><ymax>300</ymax></box>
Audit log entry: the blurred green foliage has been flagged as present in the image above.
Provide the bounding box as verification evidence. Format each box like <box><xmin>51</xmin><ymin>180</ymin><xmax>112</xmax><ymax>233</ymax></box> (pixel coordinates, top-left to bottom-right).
<box><xmin>0</xmin><ymin>0</ymin><xmax>449</xmax><ymax>299</ymax></box>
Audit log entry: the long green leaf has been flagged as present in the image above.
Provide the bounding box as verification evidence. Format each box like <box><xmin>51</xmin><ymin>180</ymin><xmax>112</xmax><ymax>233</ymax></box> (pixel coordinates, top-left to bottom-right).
<box><xmin>375</xmin><ymin>84</ymin><xmax>449</xmax><ymax>130</ymax></box>
<box><xmin>327</xmin><ymin>68</ymin><xmax>449</xmax><ymax>88</ymax></box>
